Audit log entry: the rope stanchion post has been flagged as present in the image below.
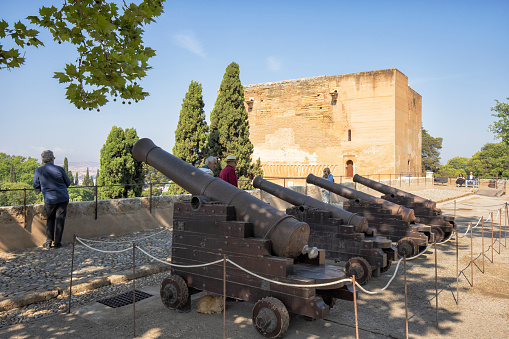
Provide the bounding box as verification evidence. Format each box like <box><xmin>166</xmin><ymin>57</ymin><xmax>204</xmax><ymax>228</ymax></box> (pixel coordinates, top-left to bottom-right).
<box><xmin>434</xmin><ymin>239</ymin><xmax>439</xmax><ymax>330</ymax></box>
<box><xmin>470</xmin><ymin>223</ymin><xmax>474</xmax><ymax>287</ymax></box>
<box><xmin>223</xmin><ymin>255</ymin><xmax>226</xmax><ymax>339</ymax></box>
<box><xmin>504</xmin><ymin>203</ymin><xmax>509</xmax><ymax>248</ymax></box>
<box><xmin>500</xmin><ymin>208</ymin><xmax>502</xmax><ymax>253</ymax></box>
<box><xmin>491</xmin><ymin>212</ymin><xmax>494</xmax><ymax>262</ymax></box>
<box><xmin>482</xmin><ymin>217</ymin><xmax>485</xmax><ymax>273</ymax></box>
<box><xmin>404</xmin><ymin>255</ymin><xmax>409</xmax><ymax>339</ymax></box>
<box><xmin>133</xmin><ymin>242</ymin><xmax>136</xmax><ymax>338</ymax></box>
<box><xmin>456</xmin><ymin>230</ymin><xmax>459</xmax><ymax>305</ymax></box>
<box><xmin>68</xmin><ymin>234</ymin><xmax>76</xmax><ymax>313</ymax></box>
<box><xmin>353</xmin><ymin>276</ymin><xmax>359</xmax><ymax>339</ymax></box>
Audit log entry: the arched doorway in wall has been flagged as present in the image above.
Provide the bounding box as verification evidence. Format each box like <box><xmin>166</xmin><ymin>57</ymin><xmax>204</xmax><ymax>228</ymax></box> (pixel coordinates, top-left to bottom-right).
<box><xmin>346</xmin><ymin>160</ymin><xmax>354</xmax><ymax>177</ymax></box>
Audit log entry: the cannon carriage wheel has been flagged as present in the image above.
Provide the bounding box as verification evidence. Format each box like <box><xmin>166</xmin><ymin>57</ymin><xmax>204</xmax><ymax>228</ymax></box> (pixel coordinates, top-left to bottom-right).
<box><xmin>430</xmin><ymin>226</ymin><xmax>445</xmax><ymax>243</ymax></box>
<box><xmin>345</xmin><ymin>257</ymin><xmax>372</xmax><ymax>285</ymax></box>
<box><xmin>397</xmin><ymin>237</ymin><xmax>418</xmax><ymax>257</ymax></box>
<box><xmin>252</xmin><ymin>297</ymin><xmax>290</xmax><ymax>339</ymax></box>
<box><xmin>160</xmin><ymin>275</ymin><xmax>189</xmax><ymax>310</ymax></box>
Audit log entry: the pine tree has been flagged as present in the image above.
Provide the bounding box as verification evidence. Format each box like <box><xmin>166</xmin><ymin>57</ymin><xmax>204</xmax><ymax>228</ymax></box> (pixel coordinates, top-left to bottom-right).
<box><xmin>97</xmin><ymin>126</ymin><xmax>145</xmax><ymax>199</ymax></box>
<box><xmin>171</xmin><ymin>81</ymin><xmax>208</xmax><ymax>194</ymax></box>
<box><xmin>9</xmin><ymin>164</ymin><xmax>16</xmax><ymax>183</ymax></box>
<box><xmin>207</xmin><ymin>62</ymin><xmax>263</xmax><ymax>188</ymax></box>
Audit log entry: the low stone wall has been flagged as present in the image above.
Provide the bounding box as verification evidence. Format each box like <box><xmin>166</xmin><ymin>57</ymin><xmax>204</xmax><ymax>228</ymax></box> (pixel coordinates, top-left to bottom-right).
<box><xmin>0</xmin><ymin>195</ymin><xmax>188</xmax><ymax>253</ymax></box>
<box><xmin>0</xmin><ymin>178</ymin><xmax>432</xmax><ymax>253</ymax></box>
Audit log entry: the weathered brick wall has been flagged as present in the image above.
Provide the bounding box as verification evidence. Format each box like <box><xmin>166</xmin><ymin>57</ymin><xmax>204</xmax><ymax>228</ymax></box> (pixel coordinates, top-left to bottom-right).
<box><xmin>244</xmin><ymin>68</ymin><xmax>422</xmax><ymax>178</ymax></box>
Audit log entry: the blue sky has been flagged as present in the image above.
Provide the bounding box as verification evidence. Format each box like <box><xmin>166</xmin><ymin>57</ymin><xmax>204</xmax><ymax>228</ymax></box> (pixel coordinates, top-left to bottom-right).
<box><xmin>1</xmin><ymin>0</ymin><xmax>508</xmax><ymax>166</ymax></box>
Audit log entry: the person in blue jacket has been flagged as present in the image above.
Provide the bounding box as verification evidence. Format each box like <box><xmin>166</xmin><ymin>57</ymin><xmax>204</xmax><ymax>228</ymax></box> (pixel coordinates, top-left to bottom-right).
<box><xmin>33</xmin><ymin>150</ymin><xmax>71</xmax><ymax>249</ymax></box>
<box><xmin>321</xmin><ymin>167</ymin><xmax>334</xmax><ymax>203</ymax></box>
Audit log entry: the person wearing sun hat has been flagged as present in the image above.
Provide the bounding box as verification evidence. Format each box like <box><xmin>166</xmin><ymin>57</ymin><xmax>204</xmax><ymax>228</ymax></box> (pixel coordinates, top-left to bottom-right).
<box><xmin>219</xmin><ymin>155</ymin><xmax>238</xmax><ymax>187</ymax></box>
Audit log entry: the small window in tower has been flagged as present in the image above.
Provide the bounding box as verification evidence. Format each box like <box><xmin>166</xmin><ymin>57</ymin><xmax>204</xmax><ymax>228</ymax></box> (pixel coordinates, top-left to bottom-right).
<box><xmin>348</xmin><ymin>129</ymin><xmax>352</xmax><ymax>141</ymax></box>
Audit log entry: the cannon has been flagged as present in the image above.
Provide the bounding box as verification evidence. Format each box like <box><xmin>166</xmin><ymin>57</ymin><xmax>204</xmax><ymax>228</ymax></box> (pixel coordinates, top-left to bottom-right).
<box><xmin>353</xmin><ymin>174</ymin><xmax>456</xmax><ymax>242</ymax></box>
<box><xmin>307</xmin><ymin>174</ymin><xmax>429</xmax><ymax>257</ymax></box>
<box><xmin>132</xmin><ymin>138</ymin><xmax>355</xmax><ymax>338</ymax></box>
<box><xmin>253</xmin><ymin>176</ymin><xmax>397</xmax><ymax>284</ymax></box>
<box><xmin>307</xmin><ymin>174</ymin><xmax>418</xmax><ymax>223</ymax></box>
<box><xmin>353</xmin><ymin>174</ymin><xmax>440</xmax><ymax>212</ymax></box>
<box><xmin>252</xmin><ymin>176</ymin><xmax>371</xmax><ymax>234</ymax></box>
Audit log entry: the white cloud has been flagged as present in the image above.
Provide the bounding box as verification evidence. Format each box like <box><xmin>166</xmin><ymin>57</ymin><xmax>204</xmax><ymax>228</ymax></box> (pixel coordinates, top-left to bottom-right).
<box><xmin>267</xmin><ymin>56</ymin><xmax>282</xmax><ymax>72</ymax></box>
<box><xmin>173</xmin><ymin>31</ymin><xmax>206</xmax><ymax>58</ymax></box>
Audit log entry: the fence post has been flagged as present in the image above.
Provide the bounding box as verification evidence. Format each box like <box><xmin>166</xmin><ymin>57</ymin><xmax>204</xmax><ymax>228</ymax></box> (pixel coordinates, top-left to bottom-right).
<box><xmin>149</xmin><ymin>182</ymin><xmax>153</xmax><ymax>214</ymax></box>
<box><xmin>435</xmin><ymin>239</ymin><xmax>439</xmax><ymax>329</ymax></box>
<box><xmin>94</xmin><ymin>185</ymin><xmax>98</xmax><ymax>220</ymax></box>
<box><xmin>404</xmin><ymin>255</ymin><xmax>409</xmax><ymax>338</ymax></box>
<box><xmin>23</xmin><ymin>188</ymin><xmax>27</xmax><ymax>228</ymax></box>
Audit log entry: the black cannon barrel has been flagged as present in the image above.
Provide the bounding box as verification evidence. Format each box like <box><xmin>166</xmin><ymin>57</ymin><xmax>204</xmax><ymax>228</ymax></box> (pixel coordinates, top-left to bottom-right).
<box><xmin>353</xmin><ymin>174</ymin><xmax>439</xmax><ymax>212</ymax></box>
<box><xmin>132</xmin><ymin>138</ymin><xmax>310</xmax><ymax>258</ymax></box>
<box><xmin>307</xmin><ymin>174</ymin><xmax>418</xmax><ymax>223</ymax></box>
<box><xmin>253</xmin><ymin>176</ymin><xmax>372</xmax><ymax>234</ymax></box>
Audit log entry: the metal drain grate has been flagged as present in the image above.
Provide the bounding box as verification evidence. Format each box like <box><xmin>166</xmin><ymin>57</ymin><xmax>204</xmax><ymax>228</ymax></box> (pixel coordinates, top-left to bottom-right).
<box><xmin>97</xmin><ymin>290</ymin><xmax>153</xmax><ymax>308</ymax></box>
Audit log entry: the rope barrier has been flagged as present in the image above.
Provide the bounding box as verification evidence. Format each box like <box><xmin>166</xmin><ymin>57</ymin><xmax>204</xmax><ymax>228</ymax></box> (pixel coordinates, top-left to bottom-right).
<box><xmin>71</xmin><ymin>202</ymin><xmax>506</xmax><ymax>295</ymax></box>
<box><xmin>135</xmin><ymin>246</ymin><xmax>224</xmax><ymax>268</ymax></box>
<box><xmin>75</xmin><ymin>237</ymin><xmax>132</xmax><ymax>253</ymax></box>
<box><xmin>75</xmin><ymin>228</ymin><xmax>170</xmax><ymax>244</ymax></box>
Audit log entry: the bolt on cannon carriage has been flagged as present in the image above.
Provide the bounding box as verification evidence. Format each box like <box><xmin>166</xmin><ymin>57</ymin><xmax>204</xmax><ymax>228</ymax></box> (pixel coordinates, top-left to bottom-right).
<box><xmin>132</xmin><ymin>138</ymin><xmax>355</xmax><ymax>339</ymax></box>
<box><xmin>253</xmin><ymin>176</ymin><xmax>398</xmax><ymax>285</ymax></box>
<box><xmin>307</xmin><ymin>174</ymin><xmax>430</xmax><ymax>257</ymax></box>
<box><xmin>352</xmin><ymin>174</ymin><xmax>456</xmax><ymax>242</ymax></box>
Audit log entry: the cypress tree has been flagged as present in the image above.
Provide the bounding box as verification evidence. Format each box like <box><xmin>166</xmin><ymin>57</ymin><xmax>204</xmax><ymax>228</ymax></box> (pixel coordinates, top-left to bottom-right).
<box><xmin>63</xmin><ymin>157</ymin><xmax>69</xmax><ymax>174</ymax></box>
<box><xmin>74</xmin><ymin>172</ymin><xmax>79</xmax><ymax>185</ymax></box>
<box><xmin>207</xmin><ymin>62</ymin><xmax>263</xmax><ymax>187</ymax></box>
<box><xmin>84</xmin><ymin>168</ymin><xmax>91</xmax><ymax>186</ymax></box>
<box><xmin>96</xmin><ymin>169</ymin><xmax>99</xmax><ymax>185</ymax></box>
<box><xmin>171</xmin><ymin>81</ymin><xmax>208</xmax><ymax>194</ymax></box>
<box><xmin>173</xmin><ymin>80</ymin><xmax>208</xmax><ymax>166</ymax></box>
<box><xmin>97</xmin><ymin>126</ymin><xmax>145</xmax><ymax>199</ymax></box>
<box><xmin>9</xmin><ymin>164</ymin><xmax>16</xmax><ymax>183</ymax></box>
<box><xmin>68</xmin><ymin>170</ymin><xmax>73</xmax><ymax>185</ymax></box>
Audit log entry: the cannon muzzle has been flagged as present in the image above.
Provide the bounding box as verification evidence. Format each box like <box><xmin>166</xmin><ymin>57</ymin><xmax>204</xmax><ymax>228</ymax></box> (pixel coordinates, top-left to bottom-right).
<box><xmin>132</xmin><ymin>138</ymin><xmax>310</xmax><ymax>258</ymax></box>
<box><xmin>353</xmin><ymin>174</ymin><xmax>439</xmax><ymax>212</ymax></box>
<box><xmin>306</xmin><ymin>174</ymin><xmax>419</xmax><ymax>223</ymax></box>
<box><xmin>253</xmin><ymin>176</ymin><xmax>372</xmax><ymax>234</ymax></box>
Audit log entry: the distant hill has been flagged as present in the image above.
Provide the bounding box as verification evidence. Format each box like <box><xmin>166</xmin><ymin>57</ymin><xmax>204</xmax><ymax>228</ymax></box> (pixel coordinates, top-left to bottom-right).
<box><xmin>55</xmin><ymin>161</ymin><xmax>100</xmax><ymax>179</ymax></box>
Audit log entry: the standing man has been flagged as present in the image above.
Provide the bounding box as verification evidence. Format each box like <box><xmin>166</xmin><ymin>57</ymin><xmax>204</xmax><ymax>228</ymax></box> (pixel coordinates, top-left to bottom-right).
<box><xmin>219</xmin><ymin>155</ymin><xmax>238</xmax><ymax>187</ymax></box>
<box><xmin>321</xmin><ymin>167</ymin><xmax>334</xmax><ymax>203</ymax></box>
<box><xmin>33</xmin><ymin>150</ymin><xmax>71</xmax><ymax>249</ymax></box>
<box><xmin>199</xmin><ymin>156</ymin><xmax>217</xmax><ymax>176</ymax></box>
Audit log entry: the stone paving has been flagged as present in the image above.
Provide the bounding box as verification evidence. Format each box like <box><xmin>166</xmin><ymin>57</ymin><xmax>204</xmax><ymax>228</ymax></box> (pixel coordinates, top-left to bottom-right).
<box><xmin>0</xmin><ymin>227</ymin><xmax>173</xmax><ymax>299</ymax></box>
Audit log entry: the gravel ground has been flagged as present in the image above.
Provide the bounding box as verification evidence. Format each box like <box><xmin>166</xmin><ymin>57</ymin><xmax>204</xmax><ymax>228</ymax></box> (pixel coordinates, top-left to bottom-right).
<box><xmin>0</xmin><ymin>186</ymin><xmax>500</xmax><ymax>335</ymax></box>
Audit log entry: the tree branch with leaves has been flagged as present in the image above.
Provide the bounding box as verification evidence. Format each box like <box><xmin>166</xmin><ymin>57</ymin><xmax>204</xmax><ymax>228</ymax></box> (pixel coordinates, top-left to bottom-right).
<box><xmin>1</xmin><ymin>0</ymin><xmax>165</xmax><ymax>110</ymax></box>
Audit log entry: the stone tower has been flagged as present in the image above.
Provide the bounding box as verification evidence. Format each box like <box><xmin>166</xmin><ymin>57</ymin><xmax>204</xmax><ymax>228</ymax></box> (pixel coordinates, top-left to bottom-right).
<box><xmin>244</xmin><ymin>68</ymin><xmax>422</xmax><ymax>179</ymax></box>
